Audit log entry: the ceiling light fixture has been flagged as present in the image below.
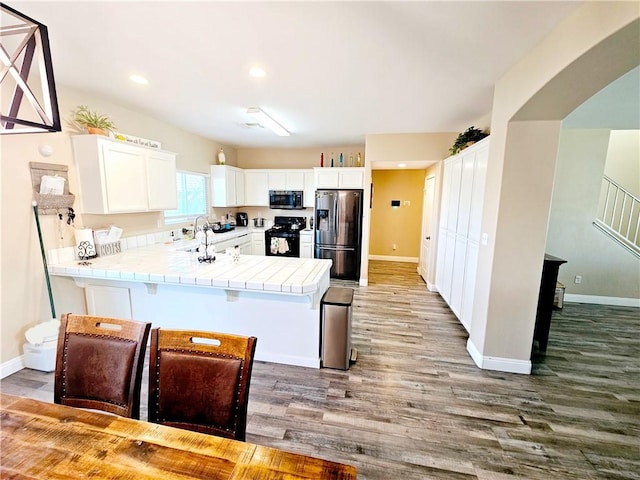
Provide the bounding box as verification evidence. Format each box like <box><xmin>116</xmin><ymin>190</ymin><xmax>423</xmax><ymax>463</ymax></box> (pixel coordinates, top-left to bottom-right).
<box><xmin>249</xmin><ymin>67</ymin><xmax>266</xmax><ymax>78</ymax></box>
<box><xmin>129</xmin><ymin>74</ymin><xmax>148</xmax><ymax>85</ymax></box>
<box><xmin>247</xmin><ymin>107</ymin><xmax>289</xmax><ymax>136</ymax></box>
<box><xmin>0</xmin><ymin>4</ymin><xmax>61</xmax><ymax>134</ymax></box>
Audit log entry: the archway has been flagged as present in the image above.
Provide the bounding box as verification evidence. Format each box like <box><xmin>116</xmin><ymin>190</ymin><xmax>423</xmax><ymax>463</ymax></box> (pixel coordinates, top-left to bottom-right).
<box><xmin>467</xmin><ymin>6</ymin><xmax>639</xmax><ymax>373</ymax></box>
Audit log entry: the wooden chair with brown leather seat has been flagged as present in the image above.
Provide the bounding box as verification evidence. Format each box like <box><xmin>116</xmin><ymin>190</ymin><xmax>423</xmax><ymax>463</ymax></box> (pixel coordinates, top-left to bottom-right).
<box><xmin>148</xmin><ymin>328</ymin><xmax>257</xmax><ymax>441</ymax></box>
<box><xmin>54</xmin><ymin>313</ymin><xmax>151</xmax><ymax>419</ymax></box>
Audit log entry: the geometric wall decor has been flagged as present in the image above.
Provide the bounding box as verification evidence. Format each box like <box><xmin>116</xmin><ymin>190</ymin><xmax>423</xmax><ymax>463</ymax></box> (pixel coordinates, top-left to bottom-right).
<box><xmin>1</xmin><ymin>4</ymin><xmax>61</xmax><ymax>134</ymax></box>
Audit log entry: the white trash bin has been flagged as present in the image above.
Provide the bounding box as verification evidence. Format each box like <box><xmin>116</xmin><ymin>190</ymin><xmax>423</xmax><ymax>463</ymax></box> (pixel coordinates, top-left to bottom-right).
<box><xmin>23</xmin><ymin>341</ymin><xmax>57</xmax><ymax>372</ymax></box>
<box><xmin>23</xmin><ymin>319</ymin><xmax>59</xmax><ymax>372</ymax></box>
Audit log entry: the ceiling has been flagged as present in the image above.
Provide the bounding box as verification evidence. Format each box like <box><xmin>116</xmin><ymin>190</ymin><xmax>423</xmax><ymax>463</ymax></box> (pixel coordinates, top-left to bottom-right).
<box><xmin>9</xmin><ymin>1</ymin><xmax>581</xmax><ymax>149</ymax></box>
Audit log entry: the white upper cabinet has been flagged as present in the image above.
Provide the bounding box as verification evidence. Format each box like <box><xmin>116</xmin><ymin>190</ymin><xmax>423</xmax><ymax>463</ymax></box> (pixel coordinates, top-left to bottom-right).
<box><xmin>314</xmin><ymin>167</ymin><xmax>364</xmax><ymax>189</ymax></box>
<box><xmin>72</xmin><ymin>135</ymin><xmax>177</xmax><ymax>214</ymax></box>
<box><xmin>244</xmin><ymin>170</ymin><xmax>269</xmax><ymax>206</ymax></box>
<box><xmin>268</xmin><ymin>170</ymin><xmax>305</xmax><ymax>190</ymax></box>
<box><xmin>147</xmin><ymin>149</ymin><xmax>178</xmax><ymax>210</ymax></box>
<box><xmin>244</xmin><ymin>168</ymin><xmax>313</xmax><ymax>207</ymax></box>
<box><xmin>303</xmin><ymin>170</ymin><xmax>315</xmax><ymax>207</ymax></box>
<box><xmin>211</xmin><ymin>165</ymin><xmax>244</xmax><ymax>207</ymax></box>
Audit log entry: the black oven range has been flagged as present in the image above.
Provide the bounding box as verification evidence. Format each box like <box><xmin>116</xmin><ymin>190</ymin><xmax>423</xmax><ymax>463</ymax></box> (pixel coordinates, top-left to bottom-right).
<box><xmin>265</xmin><ymin>216</ymin><xmax>306</xmax><ymax>257</ymax></box>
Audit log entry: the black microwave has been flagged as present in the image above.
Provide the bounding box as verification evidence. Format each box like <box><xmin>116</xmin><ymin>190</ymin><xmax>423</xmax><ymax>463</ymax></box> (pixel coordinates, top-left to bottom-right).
<box><xmin>269</xmin><ymin>190</ymin><xmax>303</xmax><ymax>210</ymax></box>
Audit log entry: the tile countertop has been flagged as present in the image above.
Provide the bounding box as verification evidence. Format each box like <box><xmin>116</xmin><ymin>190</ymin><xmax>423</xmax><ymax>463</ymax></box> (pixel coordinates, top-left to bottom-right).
<box><xmin>49</xmin><ymin>238</ymin><xmax>332</xmax><ymax>295</ymax></box>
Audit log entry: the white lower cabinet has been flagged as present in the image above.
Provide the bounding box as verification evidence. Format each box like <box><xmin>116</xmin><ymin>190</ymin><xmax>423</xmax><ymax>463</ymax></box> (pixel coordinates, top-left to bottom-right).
<box><xmin>300</xmin><ymin>231</ymin><xmax>313</xmax><ymax>258</ymax></box>
<box><xmin>252</xmin><ymin>231</ymin><xmax>266</xmax><ymax>255</ymax></box>
<box><xmin>84</xmin><ymin>285</ymin><xmax>132</xmax><ymax>319</ymax></box>
<box><xmin>214</xmin><ymin>234</ymin><xmax>251</xmax><ymax>254</ymax></box>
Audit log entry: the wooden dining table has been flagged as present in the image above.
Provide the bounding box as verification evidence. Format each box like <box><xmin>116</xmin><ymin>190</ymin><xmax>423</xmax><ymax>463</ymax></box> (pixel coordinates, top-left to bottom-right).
<box><xmin>0</xmin><ymin>393</ymin><xmax>356</xmax><ymax>479</ymax></box>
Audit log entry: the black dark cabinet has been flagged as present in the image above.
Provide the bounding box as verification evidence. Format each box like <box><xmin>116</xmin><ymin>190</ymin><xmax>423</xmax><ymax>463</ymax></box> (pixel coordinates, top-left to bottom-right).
<box><xmin>533</xmin><ymin>254</ymin><xmax>567</xmax><ymax>353</ymax></box>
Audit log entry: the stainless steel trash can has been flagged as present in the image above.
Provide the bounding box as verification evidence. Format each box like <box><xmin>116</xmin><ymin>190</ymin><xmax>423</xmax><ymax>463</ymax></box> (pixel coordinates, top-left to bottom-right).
<box><xmin>321</xmin><ymin>287</ymin><xmax>354</xmax><ymax>370</ymax></box>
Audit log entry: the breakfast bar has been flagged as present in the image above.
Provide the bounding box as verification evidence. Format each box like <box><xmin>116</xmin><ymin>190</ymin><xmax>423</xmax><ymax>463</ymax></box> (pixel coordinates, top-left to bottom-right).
<box><xmin>48</xmin><ymin>242</ymin><xmax>332</xmax><ymax>368</ymax></box>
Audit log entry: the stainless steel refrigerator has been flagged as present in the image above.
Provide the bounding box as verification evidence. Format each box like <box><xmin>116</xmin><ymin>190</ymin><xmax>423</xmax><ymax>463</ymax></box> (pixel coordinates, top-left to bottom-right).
<box><xmin>314</xmin><ymin>189</ymin><xmax>363</xmax><ymax>280</ymax></box>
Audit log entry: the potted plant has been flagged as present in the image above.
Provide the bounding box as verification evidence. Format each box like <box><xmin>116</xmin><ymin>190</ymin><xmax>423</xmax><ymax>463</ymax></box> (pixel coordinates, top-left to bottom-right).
<box><xmin>449</xmin><ymin>126</ymin><xmax>488</xmax><ymax>155</ymax></box>
<box><xmin>68</xmin><ymin>105</ymin><xmax>116</xmax><ymax>135</ymax></box>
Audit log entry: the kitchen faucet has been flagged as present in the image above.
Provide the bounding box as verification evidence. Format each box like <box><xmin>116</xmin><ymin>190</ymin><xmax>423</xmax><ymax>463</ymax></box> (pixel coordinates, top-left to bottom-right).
<box><xmin>193</xmin><ymin>215</ymin><xmax>209</xmax><ymax>235</ymax></box>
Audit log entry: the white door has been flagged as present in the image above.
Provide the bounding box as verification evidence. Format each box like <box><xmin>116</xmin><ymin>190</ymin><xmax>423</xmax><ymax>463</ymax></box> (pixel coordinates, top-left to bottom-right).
<box><xmin>419</xmin><ymin>176</ymin><xmax>436</xmax><ymax>284</ymax></box>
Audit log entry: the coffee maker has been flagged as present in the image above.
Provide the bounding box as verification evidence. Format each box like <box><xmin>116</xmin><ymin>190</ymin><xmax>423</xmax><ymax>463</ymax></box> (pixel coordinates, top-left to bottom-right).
<box><xmin>235</xmin><ymin>212</ymin><xmax>249</xmax><ymax>227</ymax></box>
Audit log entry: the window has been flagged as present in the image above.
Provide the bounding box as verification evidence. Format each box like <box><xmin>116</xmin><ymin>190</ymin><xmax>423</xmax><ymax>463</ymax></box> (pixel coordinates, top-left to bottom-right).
<box><xmin>164</xmin><ymin>171</ymin><xmax>208</xmax><ymax>224</ymax></box>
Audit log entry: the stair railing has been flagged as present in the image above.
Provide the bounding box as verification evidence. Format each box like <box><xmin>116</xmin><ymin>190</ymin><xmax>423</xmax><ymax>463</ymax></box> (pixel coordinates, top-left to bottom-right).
<box><xmin>594</xmin><ymin>175</ymin><xmax>640</xmax><ymax>257</ymax></box>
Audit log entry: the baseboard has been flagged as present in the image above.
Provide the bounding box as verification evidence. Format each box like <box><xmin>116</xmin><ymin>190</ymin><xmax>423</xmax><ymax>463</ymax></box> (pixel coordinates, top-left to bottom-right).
<box><xmin>466</xmin><ymin>339</ymin><xmax>532</xmax><ymax>375</ymax></box>
<box><xmin>368</xmin><ymin>255</ymin><xmax>419</xmax><ymax>263</ymax></box>
<box><xmin>1</xmin><ymin>355</ymin><xmax>25</xmax><ymax>379</ymax></box>
<box><xmin>426</xmin><ymin>281</ymin><xmax>438</xmax><ymax>292</ymax></box>
<box><xmin>564</xmin><ymin>294</ymin><xmax>640</xmax><ymax>308</ymax></box>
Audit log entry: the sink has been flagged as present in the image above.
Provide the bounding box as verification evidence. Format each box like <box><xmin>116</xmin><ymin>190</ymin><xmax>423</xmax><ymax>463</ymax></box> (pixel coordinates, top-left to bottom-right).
<box><xmin>172</xmin><ymin>239</ymin><xmax>200</xmax><ymax>253</ymax></box>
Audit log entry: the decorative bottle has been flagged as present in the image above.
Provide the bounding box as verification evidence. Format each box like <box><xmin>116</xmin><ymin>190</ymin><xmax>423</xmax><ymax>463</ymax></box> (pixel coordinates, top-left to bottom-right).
<box><xmin>357</xmin><ymin>152</ymin><xmax>362</xmax><ymax>167</ymax></box>
<box><xmin>349</xmin><ymin>153</ymin><xmax>354</xmax><ymax>167</ymax></box>
<box><xmin>218</xmin><ymin>147</ymin><xmax>226</xmax><ymax>165</ymax></box>
<box><xmin>339</xmin><ymin>153</ymin><xmax>343</xmax><ymax>167</ymax></box>
<box><xmin>331</xmin><ymin>152</ymin><xmax>334</xmax><ymax>167</ymax></box>
<box><xmin>320</xmin><ymin>152</ymin><xmax>324</xmax><ymax>167</ymax></box>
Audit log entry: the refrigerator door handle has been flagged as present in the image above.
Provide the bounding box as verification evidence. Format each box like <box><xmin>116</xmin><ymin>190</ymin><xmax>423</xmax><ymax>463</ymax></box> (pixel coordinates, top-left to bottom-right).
<box><xmin>317</xmin><ymin>245</ymin><xmax>356</xmax><ymax>252</ymax></box>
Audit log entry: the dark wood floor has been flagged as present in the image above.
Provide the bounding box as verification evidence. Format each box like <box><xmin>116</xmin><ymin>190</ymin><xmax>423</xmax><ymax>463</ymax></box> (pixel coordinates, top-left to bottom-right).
<box><xmin>2</xmin><ymin>261</ymin><xmax>639</xmax><ymax>479</ymax></box>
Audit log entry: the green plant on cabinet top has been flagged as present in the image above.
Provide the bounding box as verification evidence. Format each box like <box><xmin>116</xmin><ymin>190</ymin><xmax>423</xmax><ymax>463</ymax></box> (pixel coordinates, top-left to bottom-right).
<box><xmin>68</xmin><ymin>105</ymin><xmax>116</xmax><ymax>135</ymax></box>
<box><xmin>449</xmin><ymin>126</ymin><xmax>488</xmax><ymax>155</ymax></box>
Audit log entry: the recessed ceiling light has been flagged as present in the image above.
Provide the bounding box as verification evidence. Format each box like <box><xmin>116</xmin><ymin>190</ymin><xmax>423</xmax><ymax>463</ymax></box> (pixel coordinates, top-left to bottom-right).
<box><xmin>398</xmin><ymin>163</ymin><xmax>407</xmax><ymax>168</ymax></box>
<box><xmin>129</xmin><ymin>74</ymin><xmax>148</xmax><ymax>85</ymax></box>
<box><xmin>249</xmin><ymin>67</ymin><xmax>266</xmax><ymax>78</ymax></box>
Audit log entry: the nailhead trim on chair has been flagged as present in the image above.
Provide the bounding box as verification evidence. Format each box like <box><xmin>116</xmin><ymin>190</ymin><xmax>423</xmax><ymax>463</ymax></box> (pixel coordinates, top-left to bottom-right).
<box><xmin>61</xmin><ymin>332</ymin><xmax>136</xmax><ymax>407</ymax></box>
<box><xmin>154</xmin><ymin>348</ymin><xmax>245</xmax><ymax>436</ymax></box>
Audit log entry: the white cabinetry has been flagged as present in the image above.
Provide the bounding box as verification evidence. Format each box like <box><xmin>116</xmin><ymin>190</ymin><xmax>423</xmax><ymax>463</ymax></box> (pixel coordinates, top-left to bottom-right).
<box><xmin>244</xmin><ymin>168</ymin><xmax>314</xmax><ymax>207</ymax></box>
<box><xmin>314</xmin><ymin>167</ymin><xmax>364</xmax><ymax>189</ymax></box>
<box><xmin>244</xmin><ymin>170</ymin><xmax>269</xmax><ymax>206</ymax></box>
<box><xmin>268</xmin><ymin>170</ymin><xmax>305</xmax><ymax>190</ymax></box>
<box><xmin>147</xmin><ymin>150</ymin><xmax>179</xmax><ymax>210</ymax></box>
<box><xmin>252</xmin><ymin>231</ymin><xmax>266</xmax><ymax>255</ymax></box>
<box><xmin>300</xmin><ymin>230</ymin><xmax>313</xmax><ymax>258</ymax></box>
<box><xmin>85</xmin><ymin>285</ymin><xmax>132</xmax><ymax>319</ymax></box>
<box><xmin>211</xmin><ymin>165</ymin><xmax>245</xmax><ymax>207</ymax></box>
<box><xmin>72</xmin><ymin>135</ymin><xmax>177</xmax><ymax>214</ymax></box>
<box><xmin>304</xmin><ymin>171</ymin><xmax>315</xmax><ymax>207</ymax></box>
<box><xmin>435</xmin><ymin>138</ymin><xmax>489</xmax><ymax>332</ymax></box>
<box><xmin>214</xmin><ymin>233</ymin><xmax>251</xmax><ymax>255</ymax></box>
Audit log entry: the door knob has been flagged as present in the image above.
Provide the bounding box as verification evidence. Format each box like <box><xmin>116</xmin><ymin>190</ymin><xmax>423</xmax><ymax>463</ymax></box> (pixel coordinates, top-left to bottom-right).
<box><xmin>426</xmin><ymin>236</ymin><xmax>431</xmax><ymax>240</ymax></box>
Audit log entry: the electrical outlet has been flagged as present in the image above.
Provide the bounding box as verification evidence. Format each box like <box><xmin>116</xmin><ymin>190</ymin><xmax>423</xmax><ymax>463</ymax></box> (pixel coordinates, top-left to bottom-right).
<box><xmin>403</xmin><ymin>200</ymin><xmax>411</xmax><ymax>207</ymax></box>
<box><xmin>574</xmin><ymin>275</ymin><xmax>582</xmax><ymax>284</ymax></box>
<box><xmin>392</xmin><ymin>244</ymin><xmax>397</xmax><ymax>250</ymax></box>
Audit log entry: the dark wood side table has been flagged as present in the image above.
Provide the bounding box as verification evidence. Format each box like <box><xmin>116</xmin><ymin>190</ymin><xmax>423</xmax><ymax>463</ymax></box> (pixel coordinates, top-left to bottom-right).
<box><xmin>533</xmin><ymin>254</ymin><xmax>567</xmax><ymax>353</ymax></box>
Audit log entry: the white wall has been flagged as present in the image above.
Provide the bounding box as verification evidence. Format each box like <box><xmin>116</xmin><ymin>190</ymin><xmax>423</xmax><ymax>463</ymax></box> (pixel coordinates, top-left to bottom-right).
<box><xmin>546</xmin><ymin>129</ymin><xmax>640</xmax><ymax>299</ymax></box>
<box><xmin>0</xmin><ymin>85</ymin><xmax>225</xmax><ymax>370</ymax></box>
<box><xmin>605</xmin><ymin>130</ymin><xmax>640</xmax><ymax>196</ymax></box>
<box><xmin>467</xmin><ymin>3</ymin><xmax>639</xmax><ymax>373</ymax></box>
